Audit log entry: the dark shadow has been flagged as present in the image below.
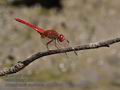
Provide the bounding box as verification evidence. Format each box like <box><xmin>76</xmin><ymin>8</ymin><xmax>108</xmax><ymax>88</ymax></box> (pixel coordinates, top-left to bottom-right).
<box><xmin>10</xmin><ymin>0</ymin><xmax>63</xmax><ymax>11</ymax></box>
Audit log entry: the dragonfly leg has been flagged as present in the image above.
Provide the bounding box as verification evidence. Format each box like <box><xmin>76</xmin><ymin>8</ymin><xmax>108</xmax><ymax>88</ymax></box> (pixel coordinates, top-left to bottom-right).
<box><xmin>54</xmin><ymin>39</ymin><xmax>60</xmax><ymax>49</ymax></box>
<box><xmin>66</xmin><ymin>40</ymin><xmax>69</xmax><ymax>43</ymax></box>
<box><xmin>59</xmin><ymin>39</ymin><xmax>78</xmax><ymax>56</ymax></box>
<box><xmin>46</xmin><ymin>39</ymin><xmax>54</xmax><ymax>50</ymax></box>
<box><xmin>66</xmin><ymin>40</ymin><xmax>78</xmax><ymax>55</ymax></box>
<box><xmin>72</xmin><ymin>48</ymin><xmax>78</xmax><ymax>55</ymax></box>
<box><xmin>56</xmin><ymin>39</ymin><xmax>69</xmax><ymax>56</ymax></box>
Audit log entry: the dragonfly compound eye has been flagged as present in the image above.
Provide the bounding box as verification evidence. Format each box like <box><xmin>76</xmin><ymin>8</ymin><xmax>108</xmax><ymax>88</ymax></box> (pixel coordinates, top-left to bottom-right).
<box><xmin>58</xmin><ymin>34</ymin><xmax>65</xmax><ymax>42</ymax></box>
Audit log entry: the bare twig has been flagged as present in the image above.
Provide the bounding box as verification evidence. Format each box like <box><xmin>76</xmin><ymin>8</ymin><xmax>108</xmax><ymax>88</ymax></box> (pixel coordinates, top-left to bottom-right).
<box><xmin>0</xmin><ymin>37</ymin><xmax>120</xmax><ymax>76</ymax></box>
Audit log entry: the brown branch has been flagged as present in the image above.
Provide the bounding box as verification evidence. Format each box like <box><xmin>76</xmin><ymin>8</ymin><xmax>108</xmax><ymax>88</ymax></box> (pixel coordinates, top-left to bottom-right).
<box><xmin>0</xmin><ymin>37</ymin><xmax>120</xmax><ymax>76</ymax></box>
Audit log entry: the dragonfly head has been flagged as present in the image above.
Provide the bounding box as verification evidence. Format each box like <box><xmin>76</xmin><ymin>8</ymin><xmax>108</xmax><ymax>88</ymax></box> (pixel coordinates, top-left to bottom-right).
<box><xmin>58</xmin><ymin>34</ymin><xmax>69</xmax><ymax>44</ymax></box>
<box><xmin>58</xmin><ymin>34</ymin><xmax>65</xmax><ymax>42</ymax></box>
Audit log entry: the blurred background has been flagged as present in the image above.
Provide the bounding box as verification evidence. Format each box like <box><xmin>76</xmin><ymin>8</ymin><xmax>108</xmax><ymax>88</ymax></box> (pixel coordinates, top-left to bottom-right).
<box><xmin>0</xmin><ymin>0</ymin><xmax>120</xmax><ymax>90</ymax></box>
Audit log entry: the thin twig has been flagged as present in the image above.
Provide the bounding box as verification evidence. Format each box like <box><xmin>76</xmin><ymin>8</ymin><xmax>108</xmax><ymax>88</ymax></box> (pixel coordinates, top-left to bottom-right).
<box><xmin>0</xmin><ymin>37</ymin><xmax>120</xmax><ymax>76</ymax></box>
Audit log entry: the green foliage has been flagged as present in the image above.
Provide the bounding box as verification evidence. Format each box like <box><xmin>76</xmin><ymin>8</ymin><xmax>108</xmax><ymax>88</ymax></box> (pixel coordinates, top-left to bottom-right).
<box><xmin>38</xmin><ymin>8</ymin><xmax>50</xmax><ymax>15</ymax></box>
<box><xmin>0</xmin><ymin>0</ymin><xmax>7</xmax><ymax>5</ymax></box>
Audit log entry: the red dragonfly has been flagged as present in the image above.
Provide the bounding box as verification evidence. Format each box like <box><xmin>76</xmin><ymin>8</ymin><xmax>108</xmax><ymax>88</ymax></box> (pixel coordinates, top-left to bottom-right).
<box><xmin>15</xmin><ymin>18</ymin><xmax>77</xmax><ymax>55</ymax></box>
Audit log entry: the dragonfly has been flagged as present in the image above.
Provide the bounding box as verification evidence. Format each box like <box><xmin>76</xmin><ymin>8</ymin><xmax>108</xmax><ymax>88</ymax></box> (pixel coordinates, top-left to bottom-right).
<box><xmin>15</xmin><ymin>18</ymin><xmax>77</xmax><ymax>55</ymax></box>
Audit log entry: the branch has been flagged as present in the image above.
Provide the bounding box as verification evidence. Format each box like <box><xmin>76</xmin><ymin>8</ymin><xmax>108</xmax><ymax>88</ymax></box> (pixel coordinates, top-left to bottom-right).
<box><xmin>0</xmin><ymin>37</ymin><xmax>120</xmax><ymax>76</ymax></box>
